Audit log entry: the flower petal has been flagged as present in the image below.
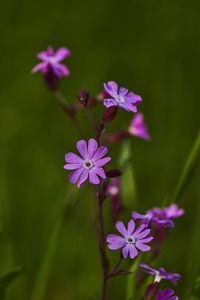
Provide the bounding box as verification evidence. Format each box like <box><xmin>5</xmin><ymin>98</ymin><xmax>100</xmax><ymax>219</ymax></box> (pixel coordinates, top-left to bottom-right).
<box><xmin>76</xmin><ymin>140</ymin><xmax>88</xmax><ymax>159</ymax></box>
<box><xmin>135</xmin><ymin>242</ymin><xmax>151</xmax><ymax>252</ymax></box>
<box><xmin>53</xmin><ymin>63</ymin><xmax>70</xmax><ymax>77</ymax></box>
<box><xmin>119</xmin><ymin>87</ymin><xmax>128</xmax><ymax>96</ymax></box>
<box><xmin>136</xmin><ymin>228</ymin><xmax>151</xmax><ymax>240</ymax></box>
<box><xmin>93</xmin><ymin>167</ymin><xmax>106</xmax><ymax>179</ymax></box>
<box><xmin>106</xmin><ymin>234</ymin><xmax>125</xmax><ymax>244</ymax></box>
<box><xmin>93</xmin><ymin>146</ymin><xmax>108</xmax><ymax>161</ymax></box>
<box><xmin>77</xmin><ymin>169</ymin><xmax>88</xmax><ymax>188</ymax></box>
<box><xmin>108</xmin><ymin>242</ymin><xmax>124</xmax><ymax>250</ymax></box>
<box><xmin>133</xmin><ymin>224</ymin><xmax>147</xmax><ymax>238</ymax></box>
<box><xmin>65</xmin><ymin>152</ymin><xmax>83</xmax><ymax>164</ymax></box>
<box><xmin>103</xmin><ymin>98</ymin><xmax>118</xmax><ymax>108</ymax></box>
<box><xmin>88</xmin><ymin>139</ymin><xmax>98</xmax><ymax>158</ymax></box>
<box><xmin>54</xmin><ymin>47</ymin><xmax>71</xmax><ymax>62</ymax></box>
<box><xmin>127</xmin><ymin>220</ymin><xmax>135</xmax><ymax>235</ymax></box>
<box><xmin>126</xmin><ymin>92</ymin><xmax>142</xmax><ymax>105</ymax></box>
<box><xmin>132</xmin><ymin>211</ymin><xmax>148</xmax><ymax>221</ymax></box>
<box><xmin>64</xmin><ymin>163</ymin><xmax>81</xmax><ymax>170</ymax></box>
<box><xmin>95</xmin><ymin>157</ymin><xmax>111</xmax><ymax>167</ymax></box>
<box><xmin>119</xmin><ymin>103</ymin><xmax>137</xmax><ymax>112</ymax></box>
<box><xmin>104</xmin><ymin>81</ymin><xmax>118</xmax><ymax>98</ymax></box>
<box><xmin>122</xmin><ymin>244</ymin><xmax>130</xmax><ymax>258</ymax></box>
<box><xmin>140</xmin><ymin>263</ymin><xmax>156</xmax><ymax>275</ymax></box>
<box><xmin>129</xmin><ymin>244</ymin><xmax>138</xmax><ymax>259</ymax></box>
<box><xmin>37</xmin><ymin>51</ymin><xmax>49</xmax><ymax>61</ymax></box>
<box><xmin>69</xmin><ymin>168</ymin><xmax>84</xmax><ymax>184</ymax></box>
<box><xmin>116</xmin><ymin>221</ymin><xmax>127</xmax><ymax>238</ymax></box>
<box><xmin>158</xmin><ymin>219</ymin><xmax>174</xmax><ymax>228</ymax></box>
<box><xmin>89</xmin><ymin>170</ymin><xmax>100</xmax><ymax>184</ymax></box>
<box><xmin>139</xmin><ymin>236</ymin><xmax>154</xmax><ymax>244</ymax></box>
<box><xmin>32</xmin><ymin>62</ymin><xmax>47</xmax><ymax>73</ymax></box>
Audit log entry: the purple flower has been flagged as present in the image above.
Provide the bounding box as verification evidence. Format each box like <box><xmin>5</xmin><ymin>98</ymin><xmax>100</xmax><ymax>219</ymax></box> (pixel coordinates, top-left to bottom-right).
<box><xmin>64</xmin><ymin>139</ymin><xmax>111</xmax><ymax>188</ymax></box>
<box><xmin>103</xmin><ymin>81</ymin><xmax>142</xmax><ymax>112</ymax></box>
<box><xmin>132</xmin><ymin>209</ymin><xmax>174</xmax><ymax>228</ymax></box>
<box><xmin>162</xmin><ymin>204</ymin><xmax>184</xmax><ymax>219</ymax></box>
<box><xmin>129</xmin><ymin>113</ymin><xmax>150</xmax><ymax>140</ymax></box>
<box><xmin>32</xmin><ymin>46</ymin><xmax>70</xmax><ymax>77</ymax></box>
<box><xmin>140</xmin><ymin>264</ymin><xmax>181</xmax><ymax>285</ymax></box>
<box><xmin>106</xmin><ymin>220</ymin><xmax>153</xmax><ymax>259</ymax></box>
<box><xmin>157</xmin><ymin>289</ymin><xmax>178</xmax><ymax>300</ymax></box>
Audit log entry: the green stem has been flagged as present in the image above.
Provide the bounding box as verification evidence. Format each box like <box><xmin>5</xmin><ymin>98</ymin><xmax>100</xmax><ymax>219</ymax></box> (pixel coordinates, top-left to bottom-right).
<box><xmin>171</xmin><ymin>130</ymin><xmax>200</xmax><ymax>203</ymax></box>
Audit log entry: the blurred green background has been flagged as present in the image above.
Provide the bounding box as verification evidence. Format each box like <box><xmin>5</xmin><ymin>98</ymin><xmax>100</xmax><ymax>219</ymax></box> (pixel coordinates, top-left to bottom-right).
<box><xmin>1</xmin><ymin>0</ymin><xmax>200</xmax><ymax>299</ymax></box>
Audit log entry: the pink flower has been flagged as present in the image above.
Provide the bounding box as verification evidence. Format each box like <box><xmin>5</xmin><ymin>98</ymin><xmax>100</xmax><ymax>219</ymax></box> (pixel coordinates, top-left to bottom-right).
<box><xmin>140</xmin><ymin>264</ymin><xmax>181</xmax><ymax>285</ymax></box>
<box><xmin>129</xmin><ymin>113</ymin><xmax>150</xmax><ymax>140</ymax></box>
<box><xmin>106</xmin><ymin>220</ymin><xmax>153</xmax><ymax>259</ymax></box>
<box><xmin>64</xmin><ymin>139</ymin><xmax>111</xmax><ymax>188</ymax></box>
<box><xmin>103</xmin><ymin>81</ymin><xmax>142</xmax><ymax>112</ymax></box>
<box><xmin>32</xmin><ymin>46</ymin><xmax>70</xmax><ymax>77</ymax></box>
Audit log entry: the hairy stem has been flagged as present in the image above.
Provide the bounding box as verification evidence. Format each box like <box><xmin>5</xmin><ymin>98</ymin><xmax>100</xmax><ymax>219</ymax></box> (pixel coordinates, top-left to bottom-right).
<box><xmin>54</xmin><ymin>90</ymin><xmax>85</xmax><ymax>138</ymax></box>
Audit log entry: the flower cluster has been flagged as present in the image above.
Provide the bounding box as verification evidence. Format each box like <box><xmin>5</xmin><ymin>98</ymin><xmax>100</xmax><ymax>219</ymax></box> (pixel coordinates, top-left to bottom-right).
<box><xmin>32</xmin><ymin>46</ymin><xmax>184</xmax><ymax>300</ymax></box>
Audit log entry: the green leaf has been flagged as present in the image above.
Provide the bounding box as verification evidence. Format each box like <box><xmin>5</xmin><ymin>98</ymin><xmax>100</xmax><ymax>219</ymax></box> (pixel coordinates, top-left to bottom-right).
<box><xmin>171</xmin><ymin>130</ymin><xmax>200</xmax><ymax>203</ymax></box>
<box><xmin>0</xmin><ymin>265</ymin><xmax>27</xmax><ymax>299</ymax></box>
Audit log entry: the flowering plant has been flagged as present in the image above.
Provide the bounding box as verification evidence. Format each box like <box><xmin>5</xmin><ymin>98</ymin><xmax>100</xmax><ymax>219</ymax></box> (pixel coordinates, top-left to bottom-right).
<box><xmin>31</xmin><ymin>45</ymin><xmax>190</xmax><ymax>300</ymax></box>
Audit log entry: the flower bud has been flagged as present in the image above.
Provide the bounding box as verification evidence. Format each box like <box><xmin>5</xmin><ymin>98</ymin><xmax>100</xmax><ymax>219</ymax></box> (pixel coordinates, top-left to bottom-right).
<box><xmin>106</xmin><ymin>170</ymin><xmax>122</xmax><ymax>178</ymax></box>
<box><xmin>107</xmin><ymin>178</ymin><xmax>122</xmax><ymax>223</ymax></box>
<box><xmin>102</xmin><ymin>106</ymin><xmax>118</xmax><ymax>124</ymax></box>
<box><xmin>109</xmin><ymin>131</ymin><xmax>130</xmax><ymax>143</ymax></box>
<box><xmin>145</xmin><ymin>282</ymin><xmax>159</xmax><ymax>300</ymax></box>
<box><xmin>78</xmin><ymin>89</ymin><xmax>90</xmax><ymax>107</ymax></box>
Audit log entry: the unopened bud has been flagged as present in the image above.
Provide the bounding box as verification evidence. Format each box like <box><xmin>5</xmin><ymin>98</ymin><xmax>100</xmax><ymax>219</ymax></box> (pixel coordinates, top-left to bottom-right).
<box><xmin>78</xmin><ymin>89</ymin><xmax>90</xmax><ymax>107</ymax></box>
<box><xmin>102</xmin><ymin>106</ymin><xmax>118</xmax><ymax>123</ymax></box>
<box><xmin>106</xmin><ymin>170</ymin><xmax>122</xmax><ymax>178</ymax></box>
<box><xmin>109</xmin><ymin>131</ymin><xmax>130</xmax><ymax>143</ymax></box>
<box><xmin>145</xmin><ymin>282</ymin><xmax>159</xmax><ymax>300</ymax></box>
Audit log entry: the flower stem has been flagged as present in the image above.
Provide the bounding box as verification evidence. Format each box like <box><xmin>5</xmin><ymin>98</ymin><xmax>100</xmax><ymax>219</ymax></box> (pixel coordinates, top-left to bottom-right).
<box><xmin>54</xmin><ymin>90</ymin><xmax>85</xmax><ymax>138</ymax></box>
<box><xmin>86</xmin><ymin>107</ymin><xmax>99</xmax><ymax>140</ymax></box>
<box><xmin>96</xmin><ymin>184</ymin><xmax>109</xmax><ymax>300</ymax></box>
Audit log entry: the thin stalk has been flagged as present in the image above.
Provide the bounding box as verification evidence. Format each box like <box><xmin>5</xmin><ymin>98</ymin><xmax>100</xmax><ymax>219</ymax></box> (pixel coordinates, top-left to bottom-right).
<box><xmin>86</xmin><ymin>107</ymin><xmax>98</xmax><ymax>140</ymax></box>
<box><xmin>171</xmin><ymin>130</ymin><xmax>200</xmax><ymax>203</ymax></box>
<box><xmin>96</xmin><ymin>184</ymin><xmax>109</xmax><ymax>300</ymax></box>
<box><xmin>54</xmin><ymin>90</ymin><xmax>85</xmax><ymax>138</ymax></box>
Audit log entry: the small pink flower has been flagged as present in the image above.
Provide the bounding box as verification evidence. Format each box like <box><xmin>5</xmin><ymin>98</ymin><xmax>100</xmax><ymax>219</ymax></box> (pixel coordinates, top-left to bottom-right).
<box><xmin>64</xmin><ymin>139</ymin><xmax>111</xmax><ymax>188</ymax></box>
<box><xmin>106</xmin><ymin>220</ymin><xmax>153</xmax><ymax>259</ymax></box>
<box><xmin>32</xmin><ymin>46</ymin><xmax>70</xmax><ymax>77</ymax></box>
<box><xmin>103</xmin><ymin>81</ymin><xmax>142</xmax><ymax>112</ymax></box>
<box><xmin>129</xmin><ymin>113</ymin><xmax>150</xmax><ymax>140</ymax></box>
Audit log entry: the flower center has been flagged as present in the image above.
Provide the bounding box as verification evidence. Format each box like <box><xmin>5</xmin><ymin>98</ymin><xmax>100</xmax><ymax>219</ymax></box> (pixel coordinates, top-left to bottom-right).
<box><xmin>154</xmin><ymin>271</ymin><xmax>162</xmax><ymax>283</ymax></box>
<box><xmin>116</xmin><ymin>95</ymin><xmax>125</xmax><ymax>103</ymax></box>
<box><xmin>84</xmin><ymin>160</ymin><xmax>93</xmax><ymax>170</ymax></box>
<box><xmin>48</xmin><ymin>57</ymin><xmax>56</xmax><ymax>64</ymax></box>
<box><xmin>127</xmin><ymin>236</ymin><xmax>135</xmax><ymax>244</ymax></box>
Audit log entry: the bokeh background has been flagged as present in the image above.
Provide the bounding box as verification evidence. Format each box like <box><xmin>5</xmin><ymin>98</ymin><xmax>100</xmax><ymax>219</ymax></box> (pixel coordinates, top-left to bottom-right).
<box><xmin>1</xmin><ymin>0</ymin><xmax>200</xmax><ymax>299</ymax></box>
